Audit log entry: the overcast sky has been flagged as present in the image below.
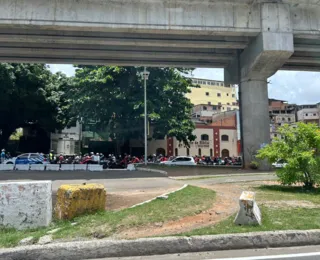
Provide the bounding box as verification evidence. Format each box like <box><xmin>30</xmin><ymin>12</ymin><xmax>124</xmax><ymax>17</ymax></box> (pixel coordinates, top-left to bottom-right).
<box><xmin>48</xmin><ymin>64</ymin><xmax>320</xmax><ymax>105</ymax></box>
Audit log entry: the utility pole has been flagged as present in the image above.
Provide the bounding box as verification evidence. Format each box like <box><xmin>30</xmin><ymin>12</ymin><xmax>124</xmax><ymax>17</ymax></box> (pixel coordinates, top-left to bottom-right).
<box><xmin>140</xmin><ymin>67</ymin><xmax>150</xmax><ymax>165</ymax></box>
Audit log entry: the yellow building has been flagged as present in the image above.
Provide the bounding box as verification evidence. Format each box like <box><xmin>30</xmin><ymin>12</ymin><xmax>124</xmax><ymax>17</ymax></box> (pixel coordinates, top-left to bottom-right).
<box><xmin>187</xmin><ymin>78</ymin><xmax>238</xmax><ymax>112</ymax></box>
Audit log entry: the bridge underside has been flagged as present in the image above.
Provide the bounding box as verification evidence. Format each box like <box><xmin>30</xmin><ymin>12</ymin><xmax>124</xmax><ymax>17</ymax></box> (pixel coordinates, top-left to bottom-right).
<box><xmin>0</xmin><ymin>27</ymin><xmax>320</xmax><ymax>71</ymax></box>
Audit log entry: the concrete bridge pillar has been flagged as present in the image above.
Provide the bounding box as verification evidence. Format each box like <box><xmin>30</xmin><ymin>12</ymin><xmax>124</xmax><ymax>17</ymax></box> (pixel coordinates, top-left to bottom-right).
<box><xmin>225</xmin><ymin>3</ymin><xmax>294</xmax><ymax>170</ymax></box>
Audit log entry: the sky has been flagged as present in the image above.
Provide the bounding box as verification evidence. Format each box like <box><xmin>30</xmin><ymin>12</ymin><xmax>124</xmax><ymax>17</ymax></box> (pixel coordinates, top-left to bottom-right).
<box><xmin>48</xmin><ymin>64</ymin><xmax>320</xmax><ymax>105</ymax></box>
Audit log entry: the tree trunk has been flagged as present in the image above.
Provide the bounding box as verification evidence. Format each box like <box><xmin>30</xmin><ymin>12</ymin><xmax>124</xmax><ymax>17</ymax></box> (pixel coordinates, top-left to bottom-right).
<box><xmin>304</xmin><ymin>172</ymin><xmax>314</xmax><ymax>189</ymax></box>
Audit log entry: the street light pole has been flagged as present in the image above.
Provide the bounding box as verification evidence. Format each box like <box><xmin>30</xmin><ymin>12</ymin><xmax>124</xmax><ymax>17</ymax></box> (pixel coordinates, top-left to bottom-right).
<box><xmin>140</xmin><ymin>67</ymin><xmax>150</xmax><ymax>166</ymax></box>
<box><xmin>144</xmin><ymin>67</ymin><xmax>147</xmax><ymax>165</ymax></box>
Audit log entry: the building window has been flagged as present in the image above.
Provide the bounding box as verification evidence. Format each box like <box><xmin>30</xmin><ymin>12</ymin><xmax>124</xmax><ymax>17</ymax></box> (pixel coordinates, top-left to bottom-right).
<box><xmin>210</xmin><ymin>149</ymin><xmax>213</xmax><ymax>157</ymax></box>
<box><xmin>186</xmin><ymin>148</ymin><xmax>190</xmax><ymax>156</ymax></box>
<box><xmin>208</xmin><ymin>102</ymin><xmax>211</xmax><ymax>105</ymax></box>
<box><xmin>274</xmin><ymin>134</ymin><xmax>277</xmax><ymax>137</ymax></box>
<box><xmin>218</xmin><ymin>102</ymin><xmax>222</xmax><ymax>106</ymax></box>
<box><xmin>205</xmin><ymin>92</ymin><xmax>209</xmax><ymax>96</ymax></box>
<box><xmin>232</xmin><ymin>94</ymin><xmax>235</xmax><ymax>98</ymax></box>
<box><xmin>282</xmin><ymin>118</ymin><xmax>285</xmax><ymax>121</ymax></box>
<box><xmin>222</xmin><ymin>107</ymin><xmax>225</xmax><ymax>110</ymax></box>
<box><xmin>217</xmin><ymin>93</ymin><xmax>221</xmax><ymax>97</ymax></box>
<box><xmin>227</xmin><ymin>103</ymin><xmax>230</xmax><ymax>105</ymax></box>
<box><xmin>175</xmin><ymin>148</ymin><xmax>178</xmax><ymax>156</ymax></box>
<box><xmin>227</xmin><ymin>107</ymin><xmax>231</xmax><ymax>111</ymax></box>
<box><xmin>212</xmin><ymin>105</ymin><xmax>217</xmax><ymax>110</ymax></box>
<box><xmin>201</xmin><ymin>134</ymin><xmax>209</xmax><ymax>141</ymax></box>
<box><xmin>288</xmin><ymin>118</ymin><xmax>291</xmax><ymax>122</ymax></box>
<box><xmin>221</xmin><ymin>135</ymin><xmax>229</xmax><ymax>141</ymax></box>
<box><xmin>306</xmin><ymin>113</ymin><xmax>308</xmax><ymax>116</ymax></box>
<box><xmin>203</xmin><ymin>106</ymin><xmax>207</xmax><ymax>110</ymax></box>
<box><xmin>314</xmin><ymin>113</ymin><xmax>317</xmax><ymax>116</ymax></box>
<box><xmin>232</xmin><ymin>102</ymin><xmax>236</xmax><ymax>106</ymax></box>
<box><xmin>198</xmin><ymin>148</ymin><xmax>202</xmax><ymax>156</ymax></box>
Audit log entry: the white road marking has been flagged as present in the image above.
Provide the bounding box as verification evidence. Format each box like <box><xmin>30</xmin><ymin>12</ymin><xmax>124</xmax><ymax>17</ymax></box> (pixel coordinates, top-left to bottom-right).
<box><xmin>212</xmin><ymin>252</ymin><xmax>320</xmax><ymax>260</ymax></box>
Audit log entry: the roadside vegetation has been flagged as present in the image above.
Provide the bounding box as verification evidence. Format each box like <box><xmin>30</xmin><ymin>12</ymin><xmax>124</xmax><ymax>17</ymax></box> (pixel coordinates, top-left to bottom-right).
<box><xmin>257</xmin><ymin>123</ymin><xmax>320</xmax><ymax>189</ymax></box>
<box><xmin>0</xmin><ymin>185</ymin><xmax>216</xmax><ymax>248</ymax></box>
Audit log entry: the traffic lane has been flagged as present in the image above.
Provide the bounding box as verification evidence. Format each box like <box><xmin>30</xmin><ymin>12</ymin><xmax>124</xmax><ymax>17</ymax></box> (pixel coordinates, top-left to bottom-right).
<box><xmin>52</xmin><ymin>177</ymin><xmax>180</xmax><ymax>193</ymax></box>
<box><xmin>91</xmin><ymin>245</ymin><xmax>320</xmax><ymax>260</ymax></box>
<box><xmin>0</xmin><ymin>170</ymin><xmax>166</xmax><ymax>181</ymax></box>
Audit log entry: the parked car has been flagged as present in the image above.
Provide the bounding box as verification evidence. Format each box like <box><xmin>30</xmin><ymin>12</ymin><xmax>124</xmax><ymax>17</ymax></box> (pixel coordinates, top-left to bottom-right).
<box><xmin>272</xmin><ymin>159</ymin><xmax>287</xmax><ymax>168</ymax></box>
<box><xmin>160</xmin><ymin>156</ymin><xmax>196</xmax><ymax>166</ymax></box>
<box><xmin>5</xmin><ymin>153</ymin><xmax>49</xmax><ymax>165</ymax></box>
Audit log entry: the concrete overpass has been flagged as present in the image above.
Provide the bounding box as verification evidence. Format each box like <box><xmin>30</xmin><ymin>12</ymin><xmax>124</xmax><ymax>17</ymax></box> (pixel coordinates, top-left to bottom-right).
<box><xmin>1</xmin><ymin>0</ymin><xmax>320</xmax><ymax>168</ymax></box>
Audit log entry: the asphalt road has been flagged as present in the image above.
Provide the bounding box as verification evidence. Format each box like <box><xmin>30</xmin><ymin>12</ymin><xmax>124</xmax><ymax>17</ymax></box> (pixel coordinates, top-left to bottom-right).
<box><xmin>0</xmin><ymin>170</ymin><xmax>276</xmax><ymax>193</ymax></box>
<box><xmin>91</xmin><ymin>246</ymin><xmax>320</xmax><ymax>260</ymax></box>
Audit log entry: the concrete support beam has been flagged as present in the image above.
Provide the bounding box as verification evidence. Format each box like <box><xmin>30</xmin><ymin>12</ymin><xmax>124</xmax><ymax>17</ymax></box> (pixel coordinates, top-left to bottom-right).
<box><xmin>0</xmin><ymin>34</ymin><xmax>248</xmax><ymax>49</ymax></box>
<box><xmin>225</xmin><ymin>3</ymin><xmax>294</xmax><ymax>170</ymax></box>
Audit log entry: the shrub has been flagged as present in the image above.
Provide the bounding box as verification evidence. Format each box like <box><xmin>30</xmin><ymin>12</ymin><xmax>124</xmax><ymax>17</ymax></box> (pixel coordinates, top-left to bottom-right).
<box><xmin>257</xmin><ymin>123</ymin><xmax>320</xmax><ymax>189</ymax></box>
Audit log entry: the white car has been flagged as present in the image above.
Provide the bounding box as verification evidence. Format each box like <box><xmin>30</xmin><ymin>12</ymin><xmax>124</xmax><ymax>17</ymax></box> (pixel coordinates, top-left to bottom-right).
<box><xmin>272</xmin><ymin>159</ymin><xmax>287</xmax><ymax>168</ymax></box>
<box><xmin>5</xmin><ymin>153</ymin><xmax>49</xmax><ymax>165</ymax></box>
<box><xmin>160</xmin><ymin>156</ymin><xmax>196</xmax><ymax>166</ymax></box>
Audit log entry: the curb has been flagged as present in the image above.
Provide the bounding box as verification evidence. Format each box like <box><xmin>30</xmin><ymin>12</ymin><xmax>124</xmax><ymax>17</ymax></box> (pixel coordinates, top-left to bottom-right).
<box><xmin>1</xmin><ymin>230</ymin><xmax>320</xmax><ymax>260</ymax></box>
<box><xmin>129</xmin><ymin>184</ymin><xmax>188</xmax><ymax>208</ymax></box>
<box><xmin>137</xmin><ymin>167</ymin><xmax>168</xmax><ymax>176</ymax></box>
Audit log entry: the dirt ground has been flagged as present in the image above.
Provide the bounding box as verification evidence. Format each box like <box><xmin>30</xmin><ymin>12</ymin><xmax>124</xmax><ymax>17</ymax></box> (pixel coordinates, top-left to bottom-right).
<box><xmin>106</xmin><ymin>188</ymin><xmax>179</xmax><ymax>210</ymax></box>
<box><xmin>114</xmin><ymin>183</ymin><xmax>244</xmax><ymax>239</ymax></box>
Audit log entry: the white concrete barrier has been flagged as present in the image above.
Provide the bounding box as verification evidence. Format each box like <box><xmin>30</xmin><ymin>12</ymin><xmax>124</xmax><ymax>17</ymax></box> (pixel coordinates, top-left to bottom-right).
<box><xmin>46</xmin><ymin>164</ymin><xmax>60</xmax><ymax>171</ymax></box>
<box><xmin>234</xmin><ymin>191</ymin><xmax>262</xmax><ymax>225</ymax></box>
<box><xmin>0</xmin><ymin>181</ymin><xmax>52</xmax><ymax>230</ymax></box>
<box><xmin>74</xmin><ymin>164</ymin><xmax>87</xmax><ymax>171</ymax></box>
<box><xmin>15</xmin><ymin>164</ymin><xmax>30</xmax><ymax>171</ymax></box>
<box><xmin>30</xmin><ymin>164</ymin><xmax>45</xmax><ymax>171</ymax></box>
<box><xmin>0</xmin><ymin>164</ymin><xmax>14</xmax><ymax>171</ymax></box>
<box><xmin>88</xmin><ymin>164</ymin><xmax>103</xmax><ymax>171</ymax></box>
<box><xmin>127</xmin><ymin>164</ymin><xmax>136</xmax><ymax>171</ymax></box>
<box><xmin>60</xmin><ymin>164</ymin><xmax>74</xmax><ymax>171</ymax></box>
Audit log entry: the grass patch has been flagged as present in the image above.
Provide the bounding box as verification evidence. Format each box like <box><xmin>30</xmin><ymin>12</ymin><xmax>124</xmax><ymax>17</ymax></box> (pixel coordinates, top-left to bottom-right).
<box><xmin>255</xmin><ymin>185</ymin><xmax>320</xmax><ymax>204</ymax></box>
<box><xmin>180</xmin><ymin>184</ymin><xmax>320</xmax><ymax>237</ymax></box>
<box><xmin>174</xmin><ymin>173</ymin><xmax>272</xmax><ymax>181</ymax></box>
<box><xmin>0</xmin><ymin>185</ymin><xmax>216</xmax><ymax>248</ymax></box>
<box><xmin>181</xmin><ymin>206</ymin><xmax>320</xmax><ymax>237</ymax></box>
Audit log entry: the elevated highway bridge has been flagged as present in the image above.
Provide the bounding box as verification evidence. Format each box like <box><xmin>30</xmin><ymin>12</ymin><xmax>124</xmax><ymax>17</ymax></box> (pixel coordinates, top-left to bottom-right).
<box><xmin>1</xmin><ymin>0</ymin><xmax>320</xmax><ymax>168</ymax></box>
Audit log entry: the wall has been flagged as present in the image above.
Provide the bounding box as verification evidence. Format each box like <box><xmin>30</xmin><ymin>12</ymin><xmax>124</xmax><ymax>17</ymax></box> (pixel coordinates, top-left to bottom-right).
<box><xmin>297</xmin><ymin>108</ymin><xmax>319</xmax><ymax>121</ymax></box>
<box><xmin>51</xmin><ymin>122</ymin><xmax>82</xmax><ymax>141</ymax></box>
<box><xmin>187</xmin><ymin>79</ymin><xmax>238</xmax><ymax>112</ymax></box>
<box><xmin>220</xmin><ymin>129</ymin><xmax>238</xmax><ymax>157</ymax></box>
<box><xmin>0</xmin><ymin>181</ymin><xmax>52</xmax><ymax>230</ymax></box>
<box><xmin>174</xmin><ymin>128</ymin><xmax>213</xmax><ymax>157</ymax></box>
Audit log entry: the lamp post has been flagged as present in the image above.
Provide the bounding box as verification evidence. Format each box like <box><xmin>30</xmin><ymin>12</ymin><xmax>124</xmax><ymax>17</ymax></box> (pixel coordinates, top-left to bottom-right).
<box><xmin>140</xmin><ymin>67</ymin><xmax>150</xmax><ymax>165</ymax></box>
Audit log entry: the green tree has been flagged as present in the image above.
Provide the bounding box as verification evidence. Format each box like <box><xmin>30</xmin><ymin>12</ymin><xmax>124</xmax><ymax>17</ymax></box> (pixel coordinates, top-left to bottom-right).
<box><xmin>257</xmin><ymin>123</ymin><xmax>320</xmax><ymax>188</ymax></box>
<box><xmin>68</xmin><ymin>66</ymin><xmax>196</xmax><ymax>148</ymax></box>
<box><xmin>0</xmin><ymin>63</ymin><xmax>71</xmax><ymax>148</ymax></box>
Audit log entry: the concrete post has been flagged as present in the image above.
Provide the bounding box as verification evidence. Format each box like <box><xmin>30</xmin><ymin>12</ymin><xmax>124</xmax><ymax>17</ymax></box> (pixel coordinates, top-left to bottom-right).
<box><xmin>240</xmin><ymin>78</ymin><xmax>270</xmax><ymax>170</ymax></box>
<box><xmin>225</xmin><ymin>3</ymin><xmax>294</xmax><ymax>170</ymax></box>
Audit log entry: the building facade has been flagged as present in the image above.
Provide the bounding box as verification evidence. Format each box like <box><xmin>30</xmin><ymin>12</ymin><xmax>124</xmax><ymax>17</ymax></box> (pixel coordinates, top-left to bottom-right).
<box><xmin>296</xmin><ymin>104</ymin><xmax>320</xmax><ymax>125</ymax></box>
<box><xmin>188</xmin><ymin>78</ymin><xmax>238</xmax><ymax>112</ymax></box>
<box><xmin>50</xmin><ymin>122</ymin><xmax>82</xmax><ymax>155</ymax></box>
<box><xmin>145</xmin><ymin>110</ymin><xmax>239</xmax><ymax>158</ymax></box>
<box><xmin>269</xmin><ymin>99</ymin><xmax>296</xmax><ymax>140</ymax></box>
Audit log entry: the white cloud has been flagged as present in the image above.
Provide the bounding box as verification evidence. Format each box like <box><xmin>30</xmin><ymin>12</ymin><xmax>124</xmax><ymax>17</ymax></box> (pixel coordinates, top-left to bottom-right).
<box><xmin>48</xmin><ymin>64</ymin><xmax>320</xmax><ymax>105</ymax></box>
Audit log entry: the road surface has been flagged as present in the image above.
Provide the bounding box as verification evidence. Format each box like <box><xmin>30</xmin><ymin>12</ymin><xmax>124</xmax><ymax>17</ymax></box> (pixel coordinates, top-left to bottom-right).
<box><xmin>90</xmin><ymin>246</ymin><xmax>320</xmax><ymax>259</ymax></box>
<box><xmin>0</xmin><ymin>170</ymin><xmax>276</xmax><ymax>192</ymax></box>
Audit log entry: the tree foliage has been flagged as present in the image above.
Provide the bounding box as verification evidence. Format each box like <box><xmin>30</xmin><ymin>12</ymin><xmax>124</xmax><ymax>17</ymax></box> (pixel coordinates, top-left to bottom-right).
<box><xmin>68</xmin><ymin>66</ymin><xmax>196</xmax><ymax>146</ymax></box>
<box><xmin>0</xmin><ymin>63</ymin><xmax>71</xmax><ymax>148</ymax></box>
<box><xmin>257</xmin><ymin>123</ymin><xmax>320</xmax><ymax>188</ymax></box>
